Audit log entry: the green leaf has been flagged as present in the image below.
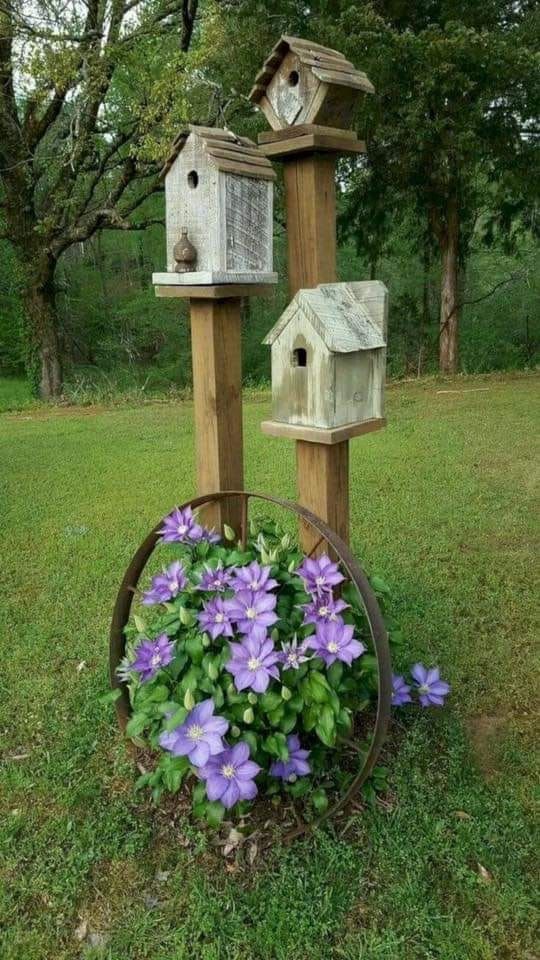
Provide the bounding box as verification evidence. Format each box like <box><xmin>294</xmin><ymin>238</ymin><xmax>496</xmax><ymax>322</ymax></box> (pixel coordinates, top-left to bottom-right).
<box><xmin>263</xmin><ymin>732</ymin><xmax>289</xmax><ymax>761</ymax></box>
<box><xmin>164</xmin><ymin>706</ymin><xmax>188</xmax><ymax>730</ymax></box>
<box><xmin>99</xmin><ymin>688</ymin><xmax>122</xmax><ymax>705</ymax></box>
<box><xmin>302</xmin><ymin>704</ymin><xmax>319</xmax><ymax>731</ymax></box>
<box><xmin>125</xmin><ymin>713</ymin><xmax>149</xmax><ymax>738</ymax></box>
<box><xmin>192</xmin><ymin>781</ymin><xmax>206</xmax><ymax>806</ymax></box>
<box><xmin>133</xmin><ymin>615</ymin><xmax>146</xmax><ymax>633</ymax></box>
<box><xmin>315</xmin><ymin>704</ymin><xmax>336</xmax><ymax>747</ymax></box>
<box><xmin>327</xmin><ymin>661</ymin><xmax>344</xmax><ymax>689</ymax></box>
<box><xmin>279</xmin><ymin>710</ymin><xmax>297</xmax><ymax>735</ymax></box>
<box><xmin>185</xmin><ymin>633</ymin><xmax>204</xmax><ymax>665</ymax></box>
<box><xmin>242</xmin><ymin>731</ymin><xmax>259</xmax><ymax>755</ymax></box>
<box><xmin>205</xmin><ymin>801</ymin><xmax>226</xmax><ymax>827</ymax></box>
<box><xmin>312</xmin><ymin>787</ymin><xmax>329</xmax><ymax>813</ymax></box>
<box><xmin>260</xmin><ymin>690</ymin><xmax>282</xmax><ymax>713</ymax></box>
<box><xmin>148</xmin><ymin>684</ymin><xmax>170</xmax><ymax>703</ymax></box>
<box><xmin>162</xmin><ymin>757</ymin><xmax>190</xmax><ymax>792</ymax></box>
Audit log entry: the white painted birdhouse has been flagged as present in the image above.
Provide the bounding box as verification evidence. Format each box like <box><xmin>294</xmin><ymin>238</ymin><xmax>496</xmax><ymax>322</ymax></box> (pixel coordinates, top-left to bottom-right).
<box><xmin>249</xmin><ymin>36</ymin><xmax>374</xmax><ymax>131</ymax></box>
<box><xmin>262</xmin><ymin>282</ymin><xmax>388</xmax><ymax>443</ymax></box>
<box><xmin>152</xmin><ymin>125</ymin><xmax>277</xmax><ymax>286</ymax></box>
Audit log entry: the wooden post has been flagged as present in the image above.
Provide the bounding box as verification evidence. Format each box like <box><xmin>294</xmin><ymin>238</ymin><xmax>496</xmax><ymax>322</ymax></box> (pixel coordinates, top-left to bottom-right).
<box><xmin>155</xmin><ymin>282</ymin><xmax>273</xmax><ymax>537</ymax></box>
<box><xmin>281</xmin><ymin>149</ymin><xmax>348</xmax><ymax>552</ymax></box>
<box><xmin>190</xmin><ymin>297</ymin><xmax>244</xmax><ymax>534</ymax></box>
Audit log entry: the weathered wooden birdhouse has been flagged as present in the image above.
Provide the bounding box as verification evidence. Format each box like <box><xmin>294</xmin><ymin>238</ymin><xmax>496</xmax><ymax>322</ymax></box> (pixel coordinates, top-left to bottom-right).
<box><xmin>152</xmin><ymin>125</ymin><xmax>277</xmax><ymax>286</ymax></box>
<box><xmin>262</xmin><ymin>281</ymin><xmax>388</xmax><ymax>442</ymax></box>
<box><xmin>249</xmin><ymin>36</ymin><xmax>374</xmax><ymax>131</ymax></box>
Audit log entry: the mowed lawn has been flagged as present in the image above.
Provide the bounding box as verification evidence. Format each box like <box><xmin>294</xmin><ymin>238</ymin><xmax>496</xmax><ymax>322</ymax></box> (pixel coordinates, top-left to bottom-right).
<box><xmin>1</xmin><ymin>374</ymin><xmax>538</xmax><ymax>960</ymax></box>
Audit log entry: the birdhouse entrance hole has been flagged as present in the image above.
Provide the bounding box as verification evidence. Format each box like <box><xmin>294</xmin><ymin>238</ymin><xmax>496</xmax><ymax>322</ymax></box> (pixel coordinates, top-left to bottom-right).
<box><xmin>288</xmin><ymin>69</ymin><xmax>299</xmax><ymax>87</ymax></box>
<box><xmin>293</xmin><ymin>347</ymin><xmax>307</xmax><ymax>367</ymax></box>
<box><xmin>187</xmin><ymin>170</ymin><xmax>199</xmax><ymax>189</ymax></box>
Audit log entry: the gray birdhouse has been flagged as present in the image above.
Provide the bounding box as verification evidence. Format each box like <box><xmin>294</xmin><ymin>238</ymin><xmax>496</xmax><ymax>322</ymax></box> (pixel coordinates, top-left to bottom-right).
<box><xmin>249</xmin><ymin>36</ymin><xmax>374</xmax><ymax>131</ymax></box>
<box><xmin>262</xmin><ymin>282</ymin><xmax>388</xmax><ymax>442</ymax></box>
<box><xmin>152</xmin><ymin>125</ymin><xmax>277</xmax><ymax>286</ymax></box>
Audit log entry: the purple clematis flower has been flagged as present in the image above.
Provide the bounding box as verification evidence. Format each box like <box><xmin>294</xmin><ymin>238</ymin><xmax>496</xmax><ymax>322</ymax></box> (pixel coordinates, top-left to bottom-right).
<box><xmin>411</xmin><ymin>663</ymin><xmax>450</xmax><ymax>707</ymax></box>
<box><xmin>308</xmin><ymin>621</ymin><xmax>365</xmax><ymax>667</ymax></box>
<box><xmin>278</xmin><ymin>635</ymin><xmax>312</xmax><ymax>670</ymax></box>
<box><xmin>226</xmin><ymin>634</ymin><xmax>280</xmax><ymax>693</ymax></box>
<box><xmin>225</xmin><ymin>589</ymin><xmax>278</xmax><ymax>640</ymax></box>
<box><xmin>142</xmin><ymin>560</ymin><xmax>188</xmax><ymax>605</ymax></box>
<box><xmin>159</xmin><ymin>506</ymin><xmax>204</xmax><ymax>544</ymax></box>
<box><xmin>197</xmin><ymin>561</ymin><xmax>234</xmax><ymax>592</ymax></box>
<box><xmin>132</xmin><ymin>633</ymin><xmax>174</xmax><ymax>683</ymax></box>
<box><xmin>295</xmin><ymin>554</ymin><xmax>344</xmax><ymax>597</ymax></box>
<box><xmin>159</xmin><ymin>698</ymin><xmax>228</xmax><ymax>767</ymax></box>
<box><xmin>302</xmin><ymin>595</ymin><xmax>350</xmax><ymax>626</ymax></box>
<box><xmin>270</xmin><ymin>735</ymin><xmax>311</xmax><ymax>782</ymax></box>
<box><xmin>199</xmin><ymin>741</ymin><xmax>261</xmax><ymax>809</ymax></box>
<box><xmin>232</xmin><ymin>561</ymin><xmax>278</xmax><ymax>594</ymax></box>
<box><xmin>391</xmin><ymin>674</ymin><xmax>412</xmax><ymax>706</ymax></box>
<box><xmin>198</xmin><ymin>596</ymin><xmax>235</xmax><ymax>640</ymax></box>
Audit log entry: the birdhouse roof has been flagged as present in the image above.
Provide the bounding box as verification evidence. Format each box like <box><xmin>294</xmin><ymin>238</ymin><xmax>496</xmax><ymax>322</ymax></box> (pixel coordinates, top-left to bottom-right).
<box><xmin>264</xmin><ymin>282</ymin><xmax>387</xmax><ymax>353</ymax></box>
<box><xmin>249</xmin><ymin>35</ymin><xmax>374</xmax><ymax>104</ymax></box>
<box><xmin>160</xmin><ymin>125</ymin><xmax>276</xmax><ymax>181</ymax></box>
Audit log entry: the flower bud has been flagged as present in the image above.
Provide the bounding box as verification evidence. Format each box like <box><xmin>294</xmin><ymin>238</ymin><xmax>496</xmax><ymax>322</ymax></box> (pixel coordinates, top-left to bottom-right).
<box><xmin>179</xmin><ymin>606</ymin><xmax>193</xmax><ymax>626</ymax></box>
<box><xmin>231</xmin><ymin>725</ymin><xmax>241</xmax><ymax>738</ymax></box>
<box><xmin>288</xmin><ymin>559</ymin><xmax>296</xmax><ymax>573</ymax></box>
<box><xmin>243</xmin><ymin>707</ymin><xmax>254</xmax><ymax>724</ymax></box>
<box><xmin>183</xmin><ymin>688</ymin><xmax>195</xmax><ymax>710</ymax></box>
<box><xmin>281</xmin><ymin>534</ymin><xmax>291</xmax><ymax>550</ymax></box>
<box><xmin>207</xmin><ymin>663</ymin><xmax>219</xmax><ymax>681</ymax></box>
<box><xmin>248</xmin><ymin>692</ymin><xmax>257</xmax><ymax>705</ymax></box>
<box><xmin>281</xmin><ymin>685</ymin><xmax>292</xmax><ymax>701</ymax></box>
<box><xmin>202</xmin><ymin>634</ymin><xmax>210</xmax><ymax>648</ymax></box>
<box><xmin>223</xmin><ymin>524</ymin><xmax>236</xmax><ymax>542</ymax></box>
<box><xmin>270</xmin><ymin>628</ymin><xmax>279</xmax><ymax>643</ymax></box>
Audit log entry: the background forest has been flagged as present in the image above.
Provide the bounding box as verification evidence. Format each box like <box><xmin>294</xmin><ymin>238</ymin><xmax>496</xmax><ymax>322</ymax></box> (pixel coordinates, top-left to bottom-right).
<box><xmin>0</xmin><ymin>0</ymin><xmax>538</xmax><ymax>400</ymax></box>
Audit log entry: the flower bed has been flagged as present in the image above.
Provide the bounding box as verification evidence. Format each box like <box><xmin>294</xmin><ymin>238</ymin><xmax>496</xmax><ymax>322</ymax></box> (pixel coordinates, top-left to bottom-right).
<box><xmin>114</xmin><ymin>504</ymin><xmax>448</xmax><ymax>827</ymax></box>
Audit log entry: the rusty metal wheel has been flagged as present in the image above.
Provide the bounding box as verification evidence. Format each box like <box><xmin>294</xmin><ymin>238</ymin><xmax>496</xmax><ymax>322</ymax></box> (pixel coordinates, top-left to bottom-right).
<box><xmin>110</xmin><ymin>490</ymin><xmax>393</xmax><ymax>835</ymax></box>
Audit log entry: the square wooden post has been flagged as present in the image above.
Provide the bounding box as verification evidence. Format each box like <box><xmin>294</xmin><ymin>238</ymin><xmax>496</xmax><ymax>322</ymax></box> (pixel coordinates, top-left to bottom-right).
<box><xmin>189</xmin><ymin>297</ymin><xmax>244</xmax><ymax>534</ymax></box>
<box><xmin>282</xmin><ymin>150</ymin><xmax>348</xmax><ymax>553</ymax></box>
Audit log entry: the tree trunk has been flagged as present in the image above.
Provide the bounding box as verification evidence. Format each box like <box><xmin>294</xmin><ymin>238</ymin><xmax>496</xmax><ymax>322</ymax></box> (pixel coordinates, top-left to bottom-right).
<box><xmin>439</xmin><ymin>199</ymin><xmax>460</xmax><ymax>374</ymax></box>
<box><xmin>23</xmin><ymin>274</ymin><xmax>63</xmax><ymax>399</ymax></box>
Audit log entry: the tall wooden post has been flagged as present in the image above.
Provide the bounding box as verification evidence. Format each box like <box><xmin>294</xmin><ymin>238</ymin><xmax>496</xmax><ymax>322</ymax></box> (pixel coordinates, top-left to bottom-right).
<box><xmin>156</xmin><ymin>283</ymin><xmax>272</xmax><ymax>535</ymax></box>
<box><xmin>259</xmin><ymin>130</ymin><xmax>366</xmax><ymax>551</ymax></box>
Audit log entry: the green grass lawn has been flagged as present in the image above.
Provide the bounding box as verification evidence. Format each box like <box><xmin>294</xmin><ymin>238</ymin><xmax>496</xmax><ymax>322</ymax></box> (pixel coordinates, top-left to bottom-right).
<box><xmin>1</xmin><ymin>373</ymin><xmax>538</xmax><ymax>960</ymax></box>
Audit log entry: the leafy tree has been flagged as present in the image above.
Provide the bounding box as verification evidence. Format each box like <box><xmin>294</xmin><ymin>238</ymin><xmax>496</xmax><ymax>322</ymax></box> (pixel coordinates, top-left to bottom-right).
<box><xmin>0</xmin><ymin>0</ymin><xmax>200</xmax><ymax>397</ymax></box>
<box><xmin>335</xmin><ymin>1</ymin><xmax>540</xmax><ymax>372</ymax></box>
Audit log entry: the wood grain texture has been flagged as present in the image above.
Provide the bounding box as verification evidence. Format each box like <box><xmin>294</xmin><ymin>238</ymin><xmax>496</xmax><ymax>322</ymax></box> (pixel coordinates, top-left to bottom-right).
<box><xmin>259</xmin><ymin>131</ymin><xmax>366</xmax><ymax>158</ymax></box>
<box><xmin>258</xmin><ymin>123</ymin><xmax>357</xmax><ymax>143</ymax></box>
<box><xmin>261</xmin><ymin>417</ymin><xmax>386</xmax><ymax>444</ymax></box>
<box><xmin>281</xmin><ymin>153</ymin><xmax>346</xmax><ymax>548</ymax></box>
<box><xmin>155</xmin><ymin>281</ymin><xmax>276</xmax><ymax>298</ymax></box>
<box><xmin>296</xmin><ymin>440</ymin><xmax>349</xmax><ymax>552</ymax></box>
<box><xmin>190</xmin><ymin>298</ymin><xmax>244</xmax><ymax>533</ymax></box>
<box><xmin>284</xmin><ymin>154</ymin><xmax>337</xmax><ymax>297</ymax></box>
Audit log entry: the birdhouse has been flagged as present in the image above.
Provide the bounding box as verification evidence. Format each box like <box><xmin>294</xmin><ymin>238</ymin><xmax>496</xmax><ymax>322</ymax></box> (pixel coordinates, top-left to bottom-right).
<box><xmin>262</xmin><ymin>281</ymin><xmax>388</xmax><ymax>442</ymax></box>
<box><xmin>249</xmin><ymin>36</ymin><xmax>374</xmax><ymax>131</ymax></box>
<box><xmin>152</xmin><ymin>125</ymin><xmax>277</xmax><ymax>286</ymax></box>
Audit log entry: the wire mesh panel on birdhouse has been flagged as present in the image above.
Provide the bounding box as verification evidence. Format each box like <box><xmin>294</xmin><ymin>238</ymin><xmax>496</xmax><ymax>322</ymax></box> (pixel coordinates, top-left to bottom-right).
<box><xmin>263</xmin><ymin>282</ymin><xmax>388</xmax><ymax>436</ymax></box>
<box><xmin>152</xmin><ymin>125</ymin><xmax>277</xmax><ymax>286</ymax></box>
<box><xmin>249</xmin><ymin>36</ymin><xmax>374</xmax><ymax>131</ymax></box>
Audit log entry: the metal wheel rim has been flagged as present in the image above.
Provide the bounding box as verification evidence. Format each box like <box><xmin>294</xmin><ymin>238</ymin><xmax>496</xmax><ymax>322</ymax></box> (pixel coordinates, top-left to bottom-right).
<box><xmin>109</xmin><ymin>490</ymin><xmax>393</xmax><ymax>835</ymax></box>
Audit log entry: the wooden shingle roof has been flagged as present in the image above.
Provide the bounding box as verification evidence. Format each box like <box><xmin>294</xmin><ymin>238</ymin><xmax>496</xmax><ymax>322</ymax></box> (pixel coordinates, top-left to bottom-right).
<box><xmin>264</xmin><ymin>282</ymin><xmax>387</xmax><ymax>353</ymax></box>
<box><xmin>249</xmin><ymin>35</ymin><xmax>374</xmax><ymax>104</ymax></box>
<box><xmin>160</xmin><ymin>125</ymin><xmax>276</xmax><ymax>181</ymax></box>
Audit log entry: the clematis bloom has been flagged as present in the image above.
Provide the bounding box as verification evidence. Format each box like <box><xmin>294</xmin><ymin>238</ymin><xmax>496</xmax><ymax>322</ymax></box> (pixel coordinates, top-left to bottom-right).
<box><xmin>132</xmin><ymin>633</ymin><xmax>174</xmax><ymax>683</ymax></box>
<box><xmin>226</xmin><ymin>634</ymin><xmax>280</xmax><ymax>693</ymax></box>
<box><xmin>270</xmin><ymin>735</ymin><xmax>311</xmax><ymax>781</ymax></box>
<box><xmin>411</xmin><ymin>663</ymin><xmax>450</xmax><ymax>707</ymax></box>
<box><xmin>199</xmin><ymin>741</ymin><xmax>261</xmax><ymax>809</ymax></box>
<box><xmin>295</xmin><ymin>554</ymin><xmax>344</xmax><ymax>597</ymax></box>
<box><xmin>308</xmin><ymin>621</ymin><xmax>365</xmax><ymax>667</ymax></box>
<box><xmin>142</xmin><ymin>560</ymin><xmax>187</xmax><ymax>605</ymax></box>
<box><xmin>159</xmin><ymin>698</ymin><xmax>228</xmax><ymax>767</ymax></box>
